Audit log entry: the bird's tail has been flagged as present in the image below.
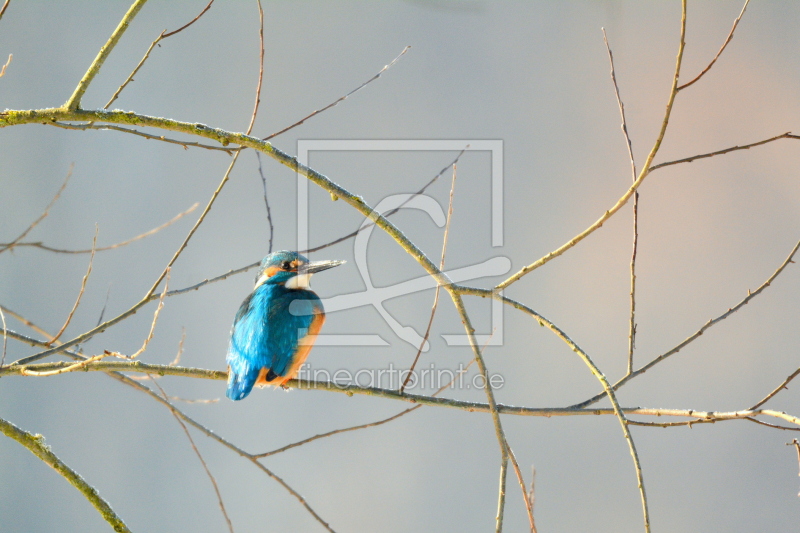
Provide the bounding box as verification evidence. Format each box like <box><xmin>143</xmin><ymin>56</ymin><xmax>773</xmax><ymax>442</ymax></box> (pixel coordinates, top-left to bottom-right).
<box><xmin>226</xmin><ymin>364</ymin><xmax>260</xmax><ymax>401</ymax></box>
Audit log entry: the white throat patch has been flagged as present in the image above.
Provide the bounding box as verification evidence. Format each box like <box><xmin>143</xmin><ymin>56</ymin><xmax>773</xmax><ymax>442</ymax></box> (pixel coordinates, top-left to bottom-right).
<box><xmin>285</xmin><ymin>273</ymin><xmax>312</xmax><ymax>289</ymax></box>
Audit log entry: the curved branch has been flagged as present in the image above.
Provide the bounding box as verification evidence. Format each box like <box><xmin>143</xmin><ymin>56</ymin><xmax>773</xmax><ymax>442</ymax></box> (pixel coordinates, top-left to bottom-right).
<box><xmin>495</xmin><ymin>1</ymin><xmax>687</xmax><ymax>292</ymax></box>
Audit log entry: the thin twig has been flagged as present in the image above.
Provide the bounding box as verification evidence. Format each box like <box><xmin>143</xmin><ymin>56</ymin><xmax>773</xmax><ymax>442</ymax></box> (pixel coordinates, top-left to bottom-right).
<box><xmin>64</xmin><ymin>0</ymin><xmax>149</xmax><ymax>110</ymax></box>
<box><xmin>48</xmin><ymin>226</ymin><xmax>98</xmax><ymax>345</ymax></box>
<box><xmin>0</xmin><ymin>0</ymin><xmax>10</xmax><ymax>22</ymax></box>
<box><xmin>0</xmin><ymin>53</ymin><xmax>11</xmax><ymax>78</ymax></box>
<box><xmin>48</xmin><ymin>121</ymin><xmax>236</xmax><ymax>153</ymax></box>
<box><xmin>744</xmin><ymin>418</ymin><xmax>799</xmax><ymax>431</ymax></box>
<box><xmin>0</xmin><ymin>306</ymin><xmax>7</xmax><ymax>368</ymax></box>
<box><xmin>602</xmin><ymin>27</ymin><xmax>639</xmax><ymax>375</ymax></box>
<box><xmin>788</xmin><ymin>440</ymin><xmax>800</xmax><ymax>496</ymax></box>
<box><xmin>246</xmin><ymin>0</ymin><xmax>264</xmax><ymax>136</ymax></box>
<box><xmin>1</xmin><ymin>164</ymin><xmax>72</xmax><ymax>254</ymax></box>
<box><xmin>103</xmin><ymin>34</ymin><xmax>161</xmax><ymax>110</ymax></box>
<box><xmin>256</xmin><ymin>359</ymin><xmax>477</xmax><ymax>458</ymax></box>
<box><xmin>103</xmin><ymin>0</ymin><xmax>215</xmax><ymax>109</ymax></box>
<box><xmin>256</xmin><ymin>153</ymin><xmax>275</xmax><ymax>253</ymax></box>
<box><xmin>0</xmin><ymin>417</ymin><xmax>132</xmax><ymax>532</ymax></box>
<box><xmin>303</xmin><ymin>147</ymin><xmax>467</xmax><ymax>254</ymax></box>
<box><xmin>149</xmin><ymin>378</ymin><xmax>234</xmax><ymax>533</ymax></box>
<box><xmin>650</xmin><ymin>132</ymin><xmax>798</xmax><ymax>171</ymax></box>
<box><xmin>263</xmin><ymin>46</ymin><xmax>410</xmax><ymax>141</ymax></box>
<box><xmin>161</xmin><ymin>0</ymin><xmax>214</xmax><ymax>38</ymax></box>
<box><xmin>130</xmin><ymin>268</ymin><xmax>169</xmax><ymax>359</ymax></box>
<box><xmin>677</xmin><ymin>0</ymin><xmax>750</xmax><ymax>91</ymax></box>
<box><xmin>401</xmin><ymin>163</ymin><xmax>457</xmax><ymax>392</ymax></box>
<box><xmin>169</xmin><ymin>327</ymin><xmax>186</xmax><ymax>367</ymax></box>
<box><xmin>496</xmin><ymin>1</ymin><xmax>686</xmax><ymax>292</ymax></box>
<box><xmin>750</xmin><ymin>366</ymin><xmax>800</xmax><ymax>410</ymax></box>
<box><xmin>506</xmin><ymin>443</ymin><xmax>536</xmax><ymax>532</ymax></box>
<box><xmin>19</xmin><ymin>350</ymin><xmax>118</xmax><ymax>377</ymax></box>
<box><xmin>572</xmin><ymin>235</ymin><xmax>800</xmax><ymax>410</ymax></box>
<box><xmin>495</xmin><ymin>456</ymin><xmax>508</xmax><ymax>533</ymax></box>
<box><xmin>2</xmin><ymin>203</ymin><xmax>199</xmax><ymax>254</ymax></box>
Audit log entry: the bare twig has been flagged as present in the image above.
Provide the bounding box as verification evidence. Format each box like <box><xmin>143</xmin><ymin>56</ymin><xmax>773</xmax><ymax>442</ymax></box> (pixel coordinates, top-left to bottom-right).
<box><xmin>401</xmin><ymin>163</ymin><xmax>457</xmax><ymax>392</ymax></box>
<box><xmin>0</xmin><ymin>306</ymin><xmax>7</xmax><ymax>368</ymax></box>
<box><xmin>0</xmin><ymin>53</ymin><xmax>11</xmax><ymax>78</ymax></box>
<box><xmin>103</xmin><ymin>34</ymin><xmax>161</xmax><ymax>110</ymax></box>
<box><xmin>750</xmin><ymin>366</ymin><xmax>800</xmax><ymax>410</ymax></box>
<box><xmin>2</xmin><ymin>203</ymin><xmax>199</xmax><ymax>254</ymax></box>
<box><xmin>788</xmin><ymin>439</ymin><xmax>800</xmax><ymax>496</ymax></box>
<box><xmin>256</xmin><ymin>359</ymin><xmax>477</xmax><ymax>458</ymax></box>
<box><xmin>48</xmin><ymin>226</ymin><xmax>98</xmax><ymax>345</ymax></box>
<box><xmin>256</xmin><ymin>153</ymin><xmax>275</xmax><ymax>253</ymax></box>
<box><xmin>130</xmin><ymin>268</ymin><xmax>169</xmax><ymax>359</ymax></box>
<box><xmin>572</xmin><ymin>235</ymin><xmax>800</xmax><ymax>410</ymax></box>
<box><xmin>496</xmin><ymin>1</ymin><xmax>686</xmax><ymax>293</ymax></box>
<box><xmin>169</xmin><ymin>327</ymin><xmax>186</xmax><ymax>367</ymax></box>
<box><xmin>64</xmin><ymin>0</ymin><xmax>149</xmax><ymax>110</ymax></box>
<box><xmin>602</xmin><ymin>27</ymin><xmax>639</xmax><ymax>375</ymax></box>
<box><xmin>19</xmin><ymin>350</ymin><xmax>117</xmax><ymax>377</ymax></box>
<box><xmin>0</xmin><ymin>417</ymin><xmax>132</xmax><ymax>532</ymax></box>
<box><xmin>506</xmin><ymin>444</ymin><xmax>536</xmax><ymax>532</ymax></box>
<box><xmin>649</xmin><ymin>132</ymin><xmax>798</xmax><ymax>171</ymax></box>
<box><xmin>0</xmin><ymin>0</ymin><xmax>10</xmax><ymax>22</ymax></box>
<box><xmin>263</xmin><ymin>46</ymin><xmax>410</xmax><ymax>141</ymax></box>
<box><xmin>104</xmin><ymin>0</ymin><xmax>215</xmax><ymax>109</ymax></box>
<box><xmin>1</xmin><ymin>164</ymin><xmax>73</xmax><ymax>254</ymax></box>
<box><xmin>495</xmin><ymin>456</ymin><xmax>508</xmax><ymax>533</ymax></box>
<box><xmin>161</xmin><ymin>0</ymin><xmax>214</xmax><ymax>38</ymax></box>
<box><xmin>48</xmin><ymin>121</ymin><xmax>236</xmax><ymax>153</ymax></box>
<box><xmin>303</xmin><ymin>147</ymin><xmax>467</xmax><ymax>254</ymax></box>
<box><xmin>246</xmin><ymin>0</ymin><xmax>264</xmax><ymax>136</ymax></box>
<box><xmin>149</xmin><ymin>378</ymin><xmax>234</xmax><ymax>533</ymax></box>
<box><xmin>103</xmin><ymin>1</ymin><xmax>214</xmax><ymax>111</ymax></box>
<box><xmin>677</xmin><ymin>0</ymin><xmax>750</xmax><ymax>91</ymax></box>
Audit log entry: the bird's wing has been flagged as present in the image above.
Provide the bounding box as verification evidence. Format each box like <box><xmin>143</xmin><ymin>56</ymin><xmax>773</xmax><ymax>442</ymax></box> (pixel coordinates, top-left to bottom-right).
<box><xmin>267</xmin><ymin>292</ymin><xmax>323</xmax><ymax>377</ymax></box>
<box><xmin>226</xmin><ymin>290</ymin><xmax>271</xmax><ymax>400</ymax></box>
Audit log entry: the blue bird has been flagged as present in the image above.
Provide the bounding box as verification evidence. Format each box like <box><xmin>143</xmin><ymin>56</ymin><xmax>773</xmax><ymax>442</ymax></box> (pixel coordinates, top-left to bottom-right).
<box><xmin>226</xmin><ymin>250</ymin><xmax>344</xmax><ymax>401</ymax></box>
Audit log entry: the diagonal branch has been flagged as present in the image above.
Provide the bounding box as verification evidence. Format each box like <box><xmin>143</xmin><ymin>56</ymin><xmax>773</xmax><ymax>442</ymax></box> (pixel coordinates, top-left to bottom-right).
<box><xmin>1</xmin><ymin>164</ymin><xmax>73</xmax><ymax>254</ymax></box>
<box><xmin>1</xmin><ymin>202</ymin><xmax>199</xmax><ymax>254</ymax></box>
<box><xmin>572</xmin><ymin>235</ymin><xmax>800</xmax><ymax>410</ymax></box>
<box><xmin>495</xmin><ymin>1</ymin><xmax>687</xmax><ymax>292</ymax></box>
<box><xmin>64</xmin><ymin>0</ymin><xmax>149</xmax><ymax>110</ymax></box>
<box><xmin>677</xmin><ymin>0</ymin><xmax>751</xmax><ymax>91</ymax></box>
<box><xmin>649</xmin><ymin>132</ymin><xmax>798</xmax><ymax>171</ymax></box>
<box><xmin>0</xmin><ymin>417</ymin><xmax>132</xmax><ymax>532</ymax></box>
<box><xmin>48</xmin><ymin>225</ymin><xmax>98</xmax><ymax>345</ymax></box>
<box><xmin>263</xmin><ymin>46</ymin><xmax>410</xmax><ymax>141</ymax></box>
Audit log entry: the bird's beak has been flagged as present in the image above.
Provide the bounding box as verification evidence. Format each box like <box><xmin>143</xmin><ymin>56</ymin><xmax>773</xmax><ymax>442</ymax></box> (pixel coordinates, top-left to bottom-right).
<box><xmin>302</xmin><ymin>259</ymin><xmax>346</xmax><ymax>275</ymax></box>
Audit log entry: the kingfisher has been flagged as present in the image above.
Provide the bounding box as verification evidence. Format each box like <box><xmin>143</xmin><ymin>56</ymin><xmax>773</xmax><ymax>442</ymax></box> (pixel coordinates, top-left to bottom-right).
<box><xmin>226</xmin><ymin>250</ymin><xmax>344</xmax><ymax>401</ymax></box>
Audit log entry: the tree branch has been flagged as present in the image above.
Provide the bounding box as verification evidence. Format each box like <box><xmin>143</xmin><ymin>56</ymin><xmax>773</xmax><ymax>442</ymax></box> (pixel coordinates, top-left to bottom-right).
<box><xmin>0</xmin><ymin>417</ymin><xmax>132</xmax><ymax>533</ymax></box>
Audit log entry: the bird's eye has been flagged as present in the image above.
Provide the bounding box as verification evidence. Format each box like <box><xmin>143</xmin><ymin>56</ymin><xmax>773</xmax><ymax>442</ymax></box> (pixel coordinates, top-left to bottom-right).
<box><xmin>282</xmin><ymin>261</ymin><xmax>292</xmax><ymax>270</ymax></box>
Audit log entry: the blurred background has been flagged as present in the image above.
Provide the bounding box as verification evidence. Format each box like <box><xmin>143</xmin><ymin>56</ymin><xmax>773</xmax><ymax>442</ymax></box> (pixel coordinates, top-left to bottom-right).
<box><xmin>2</xmin><ymin>1</ymin><xmax>800</xmax><ymax>531</ymax></box>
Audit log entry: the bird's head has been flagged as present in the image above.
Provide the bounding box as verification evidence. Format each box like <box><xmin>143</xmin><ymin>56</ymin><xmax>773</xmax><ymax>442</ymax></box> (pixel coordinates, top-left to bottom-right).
<box><xmin>255</xmin><ymin>250</ymin><xmax>345</xmax><ymax>289</ymax></box>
